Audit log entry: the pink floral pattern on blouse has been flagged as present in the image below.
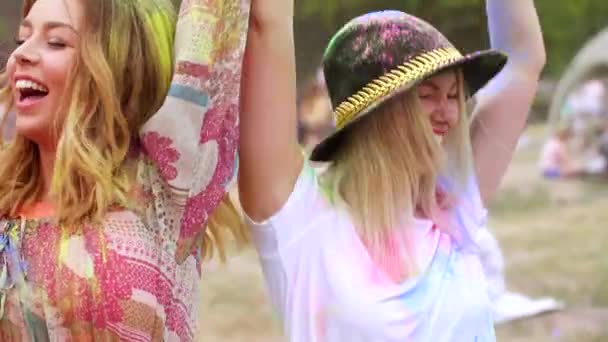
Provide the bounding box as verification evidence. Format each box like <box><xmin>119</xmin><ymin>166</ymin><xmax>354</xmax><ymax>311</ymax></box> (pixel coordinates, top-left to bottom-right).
<box><xmin>0</xmin><ymin>0</ymin><xmax>250</xmax><ymax>340</ymax></box>
<box><xmin>141</xmin><ymin>132</ymin><xmax>181</xmax><ymax>181</ymax></box>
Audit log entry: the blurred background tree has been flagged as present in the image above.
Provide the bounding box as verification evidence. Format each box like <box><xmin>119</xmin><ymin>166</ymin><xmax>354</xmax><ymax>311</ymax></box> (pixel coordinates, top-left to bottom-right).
<box><xmin>294</xmin><ymin>0</ymin><xmax>607</xmax><ymax>83</ymax></box>
<box><xmin>0</xmin><ymin>2</ymin><xmax>21</xmax><ymax>64</ymax></box>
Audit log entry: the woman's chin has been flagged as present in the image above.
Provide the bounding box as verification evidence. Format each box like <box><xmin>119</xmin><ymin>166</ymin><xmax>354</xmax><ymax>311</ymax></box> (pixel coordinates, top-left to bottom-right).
<box><xmin>15</xmin><ymin>116</ymin><xmax>56</xmax><ymax>147</ymax></box>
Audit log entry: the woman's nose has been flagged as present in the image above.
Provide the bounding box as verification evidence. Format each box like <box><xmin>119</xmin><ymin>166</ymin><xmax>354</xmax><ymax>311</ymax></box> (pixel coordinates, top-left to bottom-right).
<box><xmin>434</xmin><ymin>97</ymin><xmax>457</xmax><ymax>123</ymax></box>
<box><xmin>13</xmin><ymin>41</ymin><xmax>41</xmax><ymax>66</ymax></box>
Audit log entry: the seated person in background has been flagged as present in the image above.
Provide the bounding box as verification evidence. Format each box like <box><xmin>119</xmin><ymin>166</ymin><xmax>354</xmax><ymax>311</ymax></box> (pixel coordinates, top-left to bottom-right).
<box><xmin>539</xmin><ymin>125</ymin><xmax>581</xmax><ymax>179</ymax></box>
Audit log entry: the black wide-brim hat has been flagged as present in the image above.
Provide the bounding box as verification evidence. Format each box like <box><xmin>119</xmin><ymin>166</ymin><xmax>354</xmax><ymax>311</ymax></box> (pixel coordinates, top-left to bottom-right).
<box><xmin>310</xmin><ymin>10</ymin><xmax>508</xmax><ymax>162</ymax></box>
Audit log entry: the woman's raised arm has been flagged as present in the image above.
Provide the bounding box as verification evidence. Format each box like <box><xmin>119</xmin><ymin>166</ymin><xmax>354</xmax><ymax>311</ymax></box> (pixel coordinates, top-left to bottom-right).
<box><xmin>471</xmin><ymin>0</ymin><xmax>546</xmax><ymax>204</ymax></box>
<box><xmin>140</xmin><ymin>0</ymin><xmax>251</xmax><ymax>252</ymax></box>
<box><xmin>238</xmin><ymin>0</ymin><xmax>304</xmax><ymax>222</ymax></box>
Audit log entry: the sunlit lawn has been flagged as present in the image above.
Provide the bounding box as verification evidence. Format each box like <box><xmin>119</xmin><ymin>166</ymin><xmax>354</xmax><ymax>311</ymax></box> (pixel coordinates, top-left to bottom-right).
<box><xmin>196</xmin><ymin>124</ymin><xmax>608</xmax><ymax>341</ymax></box>
<box><xmin>491</xmin><ymin>125</ymin><xmax>608</xmax><ymax>342</ymax></box>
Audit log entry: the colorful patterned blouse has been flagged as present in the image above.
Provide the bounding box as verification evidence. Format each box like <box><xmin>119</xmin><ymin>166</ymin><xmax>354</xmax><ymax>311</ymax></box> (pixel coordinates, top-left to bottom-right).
<box><xmin>0</xmin><ymin>0</ymin><xmax>249</xmax><ymax>340</ymax></box>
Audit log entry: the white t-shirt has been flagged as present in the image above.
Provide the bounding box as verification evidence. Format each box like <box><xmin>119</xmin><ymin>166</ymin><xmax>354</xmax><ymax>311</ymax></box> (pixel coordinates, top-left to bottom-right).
<box><xmin>249</xmin><ymin>162</ymin><xmax>495</xmax><ymax>342</ymax></box>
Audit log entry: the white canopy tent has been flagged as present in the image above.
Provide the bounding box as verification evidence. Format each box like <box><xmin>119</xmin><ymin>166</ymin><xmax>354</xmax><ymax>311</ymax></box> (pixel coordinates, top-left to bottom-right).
<box><xmin>545</xmin><ymin>29</ymin><xmax>608</xmax><ymax>176</ymax></box>
<box><xmin>548</xmin><ymin>29</ymin><xmax>608</xmax><ymax>126</ymax></box>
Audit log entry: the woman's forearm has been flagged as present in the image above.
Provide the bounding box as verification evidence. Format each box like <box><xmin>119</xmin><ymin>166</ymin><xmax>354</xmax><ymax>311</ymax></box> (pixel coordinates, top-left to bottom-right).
<box><xmin>486</xmin><ymin>0</ymin><xmax>546</xmax><ymax>73</ymax></box>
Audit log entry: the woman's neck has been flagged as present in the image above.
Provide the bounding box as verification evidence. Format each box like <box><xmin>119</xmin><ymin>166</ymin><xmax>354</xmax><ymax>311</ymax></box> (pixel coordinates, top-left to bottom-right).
<box><xmin>37</xmin><ymin>144</ymin><xmax>56</xmax><ymax>202</ymax></box>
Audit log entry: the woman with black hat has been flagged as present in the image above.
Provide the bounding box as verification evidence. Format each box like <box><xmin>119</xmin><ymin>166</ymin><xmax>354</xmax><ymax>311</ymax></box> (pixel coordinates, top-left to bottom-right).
<box><xmin>239</xmin><ymin>0</ymin><xmax>545</xmax><ymax>340</ymax></box>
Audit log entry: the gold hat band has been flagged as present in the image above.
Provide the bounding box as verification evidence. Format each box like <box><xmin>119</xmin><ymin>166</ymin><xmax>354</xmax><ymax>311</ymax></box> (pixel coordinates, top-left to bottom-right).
<box><xmin>334</xmin><ymin>47</ymin><xmax>464</xmax><ymax>130</ymax></box>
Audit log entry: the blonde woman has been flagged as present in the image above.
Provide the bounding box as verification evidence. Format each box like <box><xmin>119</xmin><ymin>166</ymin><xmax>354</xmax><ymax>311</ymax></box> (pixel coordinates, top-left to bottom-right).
<box><xmin>0</xmin><ymin>0</ymin><xmax>249</xmax><ymax>339</ymax></box>
<box><xmin>239</xmin><ymin>0</ymin><xmax>544</xmax><ymax>340</ymax></box>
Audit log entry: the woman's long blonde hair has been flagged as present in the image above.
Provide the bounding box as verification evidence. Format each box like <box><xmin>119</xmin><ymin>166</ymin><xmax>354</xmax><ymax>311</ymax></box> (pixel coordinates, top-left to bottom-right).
<box><xmin>322</xmin><ymin>72</ymin><xmax>473</xmax><ymax>282</ymax></box>
<box><xmin>0</xmin><ymin>0</ymin><xmax>246</xmax><ymax>260</ymax></box>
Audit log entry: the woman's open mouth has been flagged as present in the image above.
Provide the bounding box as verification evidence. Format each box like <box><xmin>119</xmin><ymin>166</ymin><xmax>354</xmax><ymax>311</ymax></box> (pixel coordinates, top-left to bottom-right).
<box><xmin>14</xmin><ymin>78</ymin><xmax>50</xmax><ymax>109</ymax></box>
<box><xmin>432</xmin><ymin>127</ymin><xmax>448</xmax><ymax>136</ymax></box>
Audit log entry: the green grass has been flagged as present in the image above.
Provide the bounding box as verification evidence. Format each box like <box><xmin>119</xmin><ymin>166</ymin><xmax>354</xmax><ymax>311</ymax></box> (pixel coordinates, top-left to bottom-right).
<box><xmin>489</xmin><ymin>186</ymin><xmax>552</xmax><ymax>217</ymax></box>
<box><xmin>490</xmin><ymin>124</ymin><xmax>608</xmax><ymax>341</ymax></box>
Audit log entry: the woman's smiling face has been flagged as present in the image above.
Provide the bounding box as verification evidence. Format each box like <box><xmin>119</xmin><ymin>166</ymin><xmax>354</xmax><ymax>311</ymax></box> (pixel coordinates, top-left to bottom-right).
<box><xmin>416</xmin><ymin>70</ymin><xmax>461</xmax><ymax>143</ymax></box>
<box><xmin>6</xmin><ymin>0</ymin><xmax>83</xmax><ymax>147</ymax></box>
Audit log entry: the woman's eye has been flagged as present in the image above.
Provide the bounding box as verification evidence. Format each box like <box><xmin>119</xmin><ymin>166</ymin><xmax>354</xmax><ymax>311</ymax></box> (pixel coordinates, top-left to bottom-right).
<box><xmin>48</xmin><ymin>40</ymin><xmax>67</xmax><ymax>48</ymax></box>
